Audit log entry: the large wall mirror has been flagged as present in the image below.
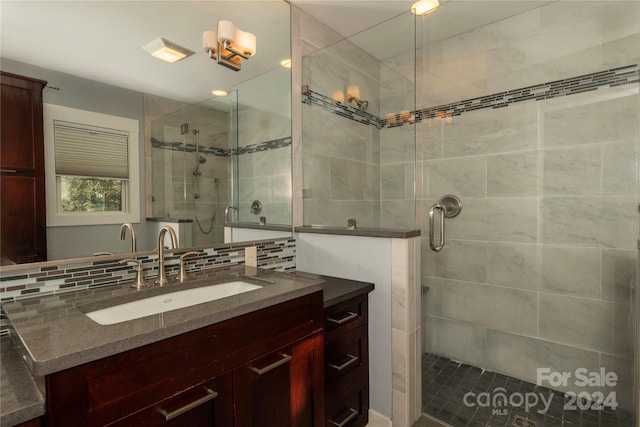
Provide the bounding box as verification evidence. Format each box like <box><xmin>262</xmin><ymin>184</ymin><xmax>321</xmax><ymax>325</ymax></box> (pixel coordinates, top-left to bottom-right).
<box><xmin>0</xmin><ymin>1</ymin><xmax>292</xmax><ymax>264</ymax></box>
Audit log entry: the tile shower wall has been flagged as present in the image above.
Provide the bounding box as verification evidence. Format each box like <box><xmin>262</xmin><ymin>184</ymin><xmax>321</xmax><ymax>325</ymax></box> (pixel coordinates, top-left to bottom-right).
<box><xmin>235</xmin><ymin>67</ymin><xmax>292</xmax><ymax>226</ymax></box>
<box><xmin>301</xmin><ymin>12</ymin><xmax>416</xmax><ymax>230</ymax></box>
<box><xmin>147</xmin><ymin>95</ymin><xmax>231</xmax><ymax>245</ymax></box>
<box><xmin>418</xmin><ymin>1</ymin><xmax>640</xmax><ymax>411</ymax></box>
<box><xmin>302</xmin><ymin>43</ymin><xmax>380</xmax><ymax>227</ymax></box>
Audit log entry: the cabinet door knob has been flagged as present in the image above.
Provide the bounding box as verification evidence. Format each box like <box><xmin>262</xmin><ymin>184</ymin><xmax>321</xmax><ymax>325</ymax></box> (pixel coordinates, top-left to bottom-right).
<box><xmin>160</xmin><ymin>387</ymin><xmax>218</xmax><ymax>421</ymax></box>
<box><xmin>250</xmin><ymin>353</ymin><xmax>292</xmax><ymax>375</ymax></box>
<box><xmin>329</xmin><ymin>408</ymin><xmax>359</xmax><ymax>427</ymax></box>
<box><xmin>327</xmin><ymin>311</ymin><xmax>358</xmax><ymax>325</ymax></box>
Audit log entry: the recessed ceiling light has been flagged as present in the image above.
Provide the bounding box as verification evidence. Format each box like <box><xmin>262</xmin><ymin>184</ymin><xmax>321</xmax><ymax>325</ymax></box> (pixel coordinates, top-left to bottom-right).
<box><xmin>280</xmin><ymin>59</ymin><xmax>292</xmax><ymax>69</ymax></box>
<box><xmin>411</xmin><ymin>0</ymin><xmax>440</xmax><ymax>15</ymax></box>
<box><xmin>211</xmin><ymin>90</ymin><xmax>228</xmax><ymax>97</ymax></box>
<box><xmin>143</xmin><ymin>38</ymin><xmax>194</xmax><ymax>63</ymax></box>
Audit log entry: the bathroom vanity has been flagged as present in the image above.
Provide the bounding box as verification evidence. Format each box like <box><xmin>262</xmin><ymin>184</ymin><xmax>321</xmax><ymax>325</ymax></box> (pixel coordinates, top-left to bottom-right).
<box><xmin>46</xmin><ymin>292</ymin><xmax>324</xmax><ymax>426</ymax></box>
<box><xmin>1</xmin><ymin>267</ymin><xmax>374</xmax><ymax>427</ymax></box>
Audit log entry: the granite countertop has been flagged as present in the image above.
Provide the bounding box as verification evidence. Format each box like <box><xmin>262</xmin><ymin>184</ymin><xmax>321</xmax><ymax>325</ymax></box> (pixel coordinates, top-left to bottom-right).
<box><xmin>2</xmin><ymin>265</ymin><xmax>324</xmax><ymax>376</ymax></box>
<box><xmin>0</xmin><ymin>268</ymin><xmax>374</xmax><ymax>425</ymax></box>
<box><xmin>0</xmin><ymin>337</ymin><xmax>45</xmax><ymax>426</ymax></box>
<box><xmin>292</xmin><ymin>272</ymin><xmax>374</xmax><ymax>307</ymax></box>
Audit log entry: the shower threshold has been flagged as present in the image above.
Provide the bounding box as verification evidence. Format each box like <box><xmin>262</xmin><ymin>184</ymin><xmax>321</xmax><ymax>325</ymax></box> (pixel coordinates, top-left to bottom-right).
<box><xmin>422</xmin><ymin>353</ymin><xmax>634</xmax><ymax>427</ymax></box>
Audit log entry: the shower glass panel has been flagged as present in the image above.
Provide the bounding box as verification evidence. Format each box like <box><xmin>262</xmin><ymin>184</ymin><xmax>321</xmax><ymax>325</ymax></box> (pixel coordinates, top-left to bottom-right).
<box><xmin>419</xmin><ymin>2</ymin><xmax>639</xmax><ymax>426</ymax></box>
<box><xmin>150</xmin><ymin>97</ymin><xmax>231</xmax><ymax>246</ymax></box>
<box><xmin>231</xmin><ymin>66</ymin><xmax>292</xmax><ymax>226</ymax></box>
<box><xmin>301</xmin><ymin>11</ymin><xmax>416</xmax><ymax>230</ymax></box>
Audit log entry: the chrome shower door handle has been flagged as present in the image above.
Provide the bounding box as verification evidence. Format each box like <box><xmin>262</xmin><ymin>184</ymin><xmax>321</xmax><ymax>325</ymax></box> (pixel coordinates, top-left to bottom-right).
<box><xmin>429</xmin><ymin>203</ymin><xmax>445</xmax><ymax>252</ymax></box>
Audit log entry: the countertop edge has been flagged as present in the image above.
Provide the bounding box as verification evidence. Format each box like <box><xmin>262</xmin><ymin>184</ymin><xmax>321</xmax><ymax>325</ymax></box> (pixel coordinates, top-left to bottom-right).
<box><xmin>1</xmin><ymin>337</ymin><xmax>45</xmax><ymax>426</ymax></box>
<box><xmin>295</xmin><ymin>226</ymin><xmax>420</xmax><ymax>239</ymax></box>
<box><xmin>24</xmin><ymin>284</ymin><xmax>324</xmax><ymax>376</ymax></box>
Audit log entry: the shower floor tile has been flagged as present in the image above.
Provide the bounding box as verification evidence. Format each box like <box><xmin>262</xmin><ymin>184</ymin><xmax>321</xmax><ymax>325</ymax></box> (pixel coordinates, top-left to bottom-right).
<box><xmin>422</xmin><ymin>353</ymin><xmax>635</xmax><ymax>427</ymax></box>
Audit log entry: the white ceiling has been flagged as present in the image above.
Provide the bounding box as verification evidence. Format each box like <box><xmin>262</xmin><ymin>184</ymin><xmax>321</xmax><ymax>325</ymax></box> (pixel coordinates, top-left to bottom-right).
<box><xmin>1</xmin><ymin>1</ymin><xmax>291</xmax><ymax>104</ymax></box>
<box><xmin>1</xmin><ymin>0</ymin><xmax>550</xmax><ymax>104</ymax></box>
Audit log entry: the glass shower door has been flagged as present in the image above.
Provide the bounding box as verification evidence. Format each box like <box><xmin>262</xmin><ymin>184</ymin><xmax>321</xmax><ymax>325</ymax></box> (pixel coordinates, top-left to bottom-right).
<box><xmin>419</xmin><ymin>2</ymin><xmax>639</xmax><ymax>426</ymax></box>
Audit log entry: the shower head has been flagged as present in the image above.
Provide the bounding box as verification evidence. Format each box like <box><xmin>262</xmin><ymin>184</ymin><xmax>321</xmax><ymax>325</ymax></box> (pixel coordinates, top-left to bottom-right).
<box><xmin>199</xmin><ymin>156</ymin><xmax>206</xmax><ymax>164</ymax></box>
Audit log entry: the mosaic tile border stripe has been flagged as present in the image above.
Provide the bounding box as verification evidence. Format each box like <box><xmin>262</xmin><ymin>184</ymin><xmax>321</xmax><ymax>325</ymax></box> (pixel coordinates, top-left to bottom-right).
<box><xmin>303</xmin><ymin>64</ymin><xmax>640</xmax><ymax>129</ymax></box>
<box><xmin>0</xmin><ymin>238</ymin><xmax>296</xmax><ymax>335</ymax></box>
<box><xmin>302</xmin><ymin>87</ymin><xmax>384</xmax><ymax>129</ymax></box>
<box><xmin>151</xmin><ymin>136</ymin><xmax>292</xmax><ymax>157</ymax></box>
<box><xmin>0</xmin><ymin>238</ymin><xmax>296</xmax><ymax>303</ymax></box>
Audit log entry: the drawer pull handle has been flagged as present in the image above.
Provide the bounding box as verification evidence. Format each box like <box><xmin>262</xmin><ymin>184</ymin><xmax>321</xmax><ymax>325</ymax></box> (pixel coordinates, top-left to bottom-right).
<box><xmin>329</xmin><ymin>408</ymin><xmax>359</xmax><ymax>427</ymax></box>
<box><xmin>327</xmin><ymin>311</ymin><xmax>358</xmax><ymax>325</ymax></box>
<box><xmin>1</xmin><ymin>169</ymin><xmax>17</xmax><ymax>173</ymax></box>
<box><xmin>329</xmin><ymin>354</ymin><xmax>359</xmax><ymax>372</ymax></box>
<box><xmin>250</xmin><ymin>353</ymin><xmax>292</xmax><ymax>375</ymax></box>
<box><xmin>160</xmin><ymin>387</ymin><xmax>218</xmax><ymax>421</ymax></box>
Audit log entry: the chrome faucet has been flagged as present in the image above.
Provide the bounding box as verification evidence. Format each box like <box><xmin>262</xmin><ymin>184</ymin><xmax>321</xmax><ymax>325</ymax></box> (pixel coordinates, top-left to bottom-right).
<box><xmin>120</xmin><ymin>223</ymin><xmax>137</xmax><ymax>253</ymax></box>
<box><xmin>155</xmin><ymin>226</ymin><xmax>178</xmax><ymax>286</ymax></box>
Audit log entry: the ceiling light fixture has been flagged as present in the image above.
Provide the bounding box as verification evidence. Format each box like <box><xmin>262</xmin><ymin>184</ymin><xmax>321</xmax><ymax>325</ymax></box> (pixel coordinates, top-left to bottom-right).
<box><xmin>211</xmin><ymin>89</ymin><xmax>228</xmax><ymax>97</ymax></box>
<box><xmin>280</xmin><ymin>59</ymin><xmax>292</xmax><ymax>69</ymax></box>
<box><xmin>143</xmin><ymin>38</ymin><xmax>194</xmax><ymax>63</ymax></box>
<box><xmin>411</xmin><ymin>0</ymin><xmax>440</xmax><ymax>15</ymax></box>
<box><xmin>203</xmin><ymin>20</ymin><xmax>257</xmax><ymax>72</ymax></box>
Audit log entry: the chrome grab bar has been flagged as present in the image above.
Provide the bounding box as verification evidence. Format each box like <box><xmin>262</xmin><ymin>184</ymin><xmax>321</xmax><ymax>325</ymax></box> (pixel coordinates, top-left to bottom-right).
<box><xmin>429</xmin><ymin>203</ymin><xmax>445</xmax><ymax>252</ymax></box>
<box><xmin>429</xmin><ymin>195</ymin><xmax>462</xmax><ymax>252</ymax></box>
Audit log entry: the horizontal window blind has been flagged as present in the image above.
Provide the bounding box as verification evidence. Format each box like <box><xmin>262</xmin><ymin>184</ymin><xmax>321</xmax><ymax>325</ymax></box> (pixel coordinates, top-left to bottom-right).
<box><xmin>54</xmin><ymin>120</ymin><xmax>129</xmax><ymax>179</ymax></box>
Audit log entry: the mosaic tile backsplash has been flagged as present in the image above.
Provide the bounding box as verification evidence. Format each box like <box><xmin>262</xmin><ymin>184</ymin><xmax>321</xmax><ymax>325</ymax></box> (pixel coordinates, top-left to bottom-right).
<box><xmin>303</xmin><ymin>64</ymin><xmax>640</xmax><ymax>129</ymax></box>
<box><xmin>0</xmin><ymin>238</ymin><xmax>296</xmax><ymax>335</ymax></box>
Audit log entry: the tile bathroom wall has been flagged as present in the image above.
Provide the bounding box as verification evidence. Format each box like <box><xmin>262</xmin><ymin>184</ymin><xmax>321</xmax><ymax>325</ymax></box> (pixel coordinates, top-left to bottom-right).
<box><xmin>301</xmin><ymin>31</ymin><xmax>382</xmax><ymax>228</ymax></box>
<box><xmin>235</xmin><ymin>67</ymin><xmax>292</xmax><ymax>226</ymax></box>
<box><xmin>146</xmin><ymin>95</ymin><xmax>231</xmax><ymax>245</ymax></box>
<box><xmin>301</xmin><ymin>11</ymin><xmax>418</xmax><ymax>230</ymax></box>
<box><xmin>418</xmin><ymin>1</ymin><xmax>640</xmax><ymax>411</ymax></box>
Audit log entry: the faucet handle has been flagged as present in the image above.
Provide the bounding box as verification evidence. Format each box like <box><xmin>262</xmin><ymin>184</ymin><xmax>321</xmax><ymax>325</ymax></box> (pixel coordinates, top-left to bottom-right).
<box><xmin>176</xmin><ymin>251</ymin><xmax>201</xmax><ymax>283</ymax></box>
<box><xmin>119</xmin><ymin>258</ymin><xmax>148</xmax><ymax>289</ymax></box>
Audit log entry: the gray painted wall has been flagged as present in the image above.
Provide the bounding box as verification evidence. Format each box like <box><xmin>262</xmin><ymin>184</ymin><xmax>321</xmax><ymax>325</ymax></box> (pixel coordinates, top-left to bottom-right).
<box><xmin>2</xmin><ymin>58</ymin><xmax>148</xmax><ymax>259</ymax></box>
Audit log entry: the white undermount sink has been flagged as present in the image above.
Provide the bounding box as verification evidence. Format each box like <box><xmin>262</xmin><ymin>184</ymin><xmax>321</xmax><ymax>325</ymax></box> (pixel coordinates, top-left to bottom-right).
<box><xmin>86</xmin><ymin>281</ymin><xmax>262</xmax><ymax>325</ymax></box>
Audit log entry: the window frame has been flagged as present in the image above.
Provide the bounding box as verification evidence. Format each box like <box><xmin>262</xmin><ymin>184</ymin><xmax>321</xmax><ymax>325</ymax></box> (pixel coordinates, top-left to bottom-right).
<box><xmin>43</xmin><ymin>104</ymin><xmax>141</xmax><ymax>226</ymax></box>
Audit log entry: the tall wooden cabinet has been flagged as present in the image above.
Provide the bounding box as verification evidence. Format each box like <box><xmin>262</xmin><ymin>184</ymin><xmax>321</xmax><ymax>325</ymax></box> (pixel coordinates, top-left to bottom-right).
<box><xmin>0</xmin><ymin>72</ymin><xmax>47</xmax><ymax>264</ymax></box>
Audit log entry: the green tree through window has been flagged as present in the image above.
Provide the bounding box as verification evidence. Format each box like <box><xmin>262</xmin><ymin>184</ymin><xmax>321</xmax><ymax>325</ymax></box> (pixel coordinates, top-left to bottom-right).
<box><xmin>60</xmin><ymin>176</ymin><xmax>123</xmax><ymax>212</ymax></box>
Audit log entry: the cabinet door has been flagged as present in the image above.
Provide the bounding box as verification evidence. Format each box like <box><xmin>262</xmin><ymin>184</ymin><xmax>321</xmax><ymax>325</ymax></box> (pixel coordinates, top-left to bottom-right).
<box><xmin>0</xmin><ymin>72</ymin><xmax>47</xmax><ymax>263</ymax></box>
<box><xmin>0</xmin><ymin>174</ymin><xmax>43</xmax><ymax>263</ymax></box>
<box><xmin>0</xmin><ymin>75</ymin><xmax>43</xmax><ymax>170</ymax></box>
<box><xmin>106</xmin><ymin>372</ymin><xmax>233</xmax><ymax>427</ymax></box>
<box><xmin>234</xmin><ymin>332</ymin><xmax>324</xmax><ymax>427</ymax></box>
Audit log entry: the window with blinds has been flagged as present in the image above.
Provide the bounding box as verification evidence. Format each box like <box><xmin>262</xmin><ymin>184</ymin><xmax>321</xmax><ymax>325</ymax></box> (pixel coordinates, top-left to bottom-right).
<box><xmin>44</xmin><ymin>104</ymin><xmax>140</xmax><ymax>226</ymax></box>
<box><xmin>53</xmin><ymin>120</ymin><xmax>129</xmax><ymax>179</ymax></box>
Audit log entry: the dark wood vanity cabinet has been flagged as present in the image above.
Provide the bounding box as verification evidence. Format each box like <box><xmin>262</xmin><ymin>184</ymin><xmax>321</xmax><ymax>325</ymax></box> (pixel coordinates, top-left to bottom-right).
<box><xmin>0</xmin><ymin>72</ymin><xmax>47</xmax><ymax>264</ymax></box>
<box><xmin>45</xmin><ymin>292</ymin><xmax>325</xmax><ymax>427</ymax></box>
<box><xmin>234</xmin><ymin>332</ymin><xmax>324</xmax><ymax>427</ymax></box>
<box><xmin>324</xmin><ymin>294</ymin><xmax>369</xmax><ymax>427</ymax></box>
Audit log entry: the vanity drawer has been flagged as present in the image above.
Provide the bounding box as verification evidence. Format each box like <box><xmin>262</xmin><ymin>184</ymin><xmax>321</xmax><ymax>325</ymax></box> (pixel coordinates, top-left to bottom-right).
<box><xmin>325</xmin><ymin>376</ymin><xmax>368</xmax><ymax>427</ymax></box>
<box><xmin>324</xmin><ymin>294</ymin><xmax>367</xmax><ymax>338</ymax></box>
<box><xmin>325</xmin><ymin>325</ymin><xmax>368</xmax><ymax>385</ymax></box>
<box><xmin>106</xmin><ymin>371</ymin><xmax>233</xmax><ymax>426</ymax></box>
